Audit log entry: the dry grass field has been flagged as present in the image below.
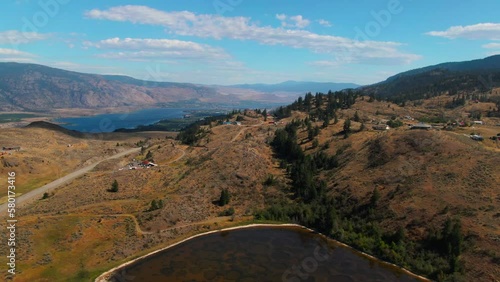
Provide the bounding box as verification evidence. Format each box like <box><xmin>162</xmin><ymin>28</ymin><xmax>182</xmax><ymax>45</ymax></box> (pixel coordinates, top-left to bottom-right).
<box><xmin>0</xmin><ymin>95</ymin><xmax>499</xmax><ymax>281</ymax></box>
<box><xmin>0</xmin><ymin>115</ymin><xmax>283</xmax><ymax>281</ymax></box>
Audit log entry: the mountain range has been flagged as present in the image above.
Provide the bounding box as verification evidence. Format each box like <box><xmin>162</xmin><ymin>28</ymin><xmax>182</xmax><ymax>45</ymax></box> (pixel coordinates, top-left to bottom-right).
<box><xmin>229</xmin><ymin>81</ymin><xmax>360</xmax><ymax>93</ymax></box>
<box><xmin>0</xmin><ymin>63</ymin><xmax>355</xmax><ymax>111</ymax></box>
<box><xmin>0</xmin><ymin>55</ymin><xmax>499</xmax><ymax>111</ymax></box>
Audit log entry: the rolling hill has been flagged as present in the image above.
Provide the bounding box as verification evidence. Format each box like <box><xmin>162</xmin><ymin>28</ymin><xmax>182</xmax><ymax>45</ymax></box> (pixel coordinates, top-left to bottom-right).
<box><xmin>361</xmin><ymin>55</ymin><xmax>500</xmax><ymax>102</ymax></box>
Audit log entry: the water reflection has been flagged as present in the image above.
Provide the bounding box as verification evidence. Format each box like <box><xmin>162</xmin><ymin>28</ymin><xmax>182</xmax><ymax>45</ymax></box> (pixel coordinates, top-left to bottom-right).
<box><xmin>110</xmin><ymin>226</ymin><xmax>423</xmax><ymax>282</ymax></box>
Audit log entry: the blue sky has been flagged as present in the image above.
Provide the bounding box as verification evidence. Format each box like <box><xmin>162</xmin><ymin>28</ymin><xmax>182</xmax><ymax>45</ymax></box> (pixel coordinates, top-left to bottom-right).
<box><xmin>0</xmin><ymin>0</ymin><xmax>499</xmax><ymax>85</ymax></box>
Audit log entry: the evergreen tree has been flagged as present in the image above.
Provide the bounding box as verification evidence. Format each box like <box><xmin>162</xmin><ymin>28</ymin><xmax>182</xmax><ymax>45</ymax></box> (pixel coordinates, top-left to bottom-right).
<box><xmin>150</xmin><ymin>200</ymin><xmax>158</xmax><ymax>211</ymax></box>
<box><xmin>322</xmin><ymin>116</ymin><xmax>330</xmax><ymax>128</ymax></box>
<box><xmin>353</xmin><ymin>111</ymin><xmax>361</xmax><ymax>122</ymax></box>
<box><xmin>370</xmin><ymin>187</ymin><xmax>380</xmax><ymax>207</ymax></box>
<box><xmin>343</xmin><ymin>118</ymin><xmax>351</xmax><ymax>137</ymax></box>
<box><xmin>219</xmin><ymin>189</ymin><xmax>230</xmax><ymax>206</ymax></box>
<box><xmin>108</xmin><ymin>179</ymin><xmax>119</xmax><ymax>192</ymax></box>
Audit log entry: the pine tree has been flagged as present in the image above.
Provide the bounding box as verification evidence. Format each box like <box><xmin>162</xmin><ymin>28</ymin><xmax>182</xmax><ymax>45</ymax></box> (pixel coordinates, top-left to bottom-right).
<box><xmin>343</xmin><ymin>118</ymin><xmax>351</xmax><ymax>137</ymax></box>
<box><xmin>219</xmin><ymin>189</ymin><xmax>230</xmax><ymax>206</ymax></box>
<box><xmin>353</xmin><ymin>111</ymin><xmax>361</xmax><ymax>122</ymax></box>
<box><xmin>150</xmin><ymin>200</ymin><xmax>158</xmax><ymax>211</ymax></box>
<box><xmin>370</xmin><ymin>187</ymin><xmax>380</xmax><ymax>207</ymax></box>
<box><xmin>109</xmin><ymin>179</ymin><xmax>119</xmax><ymax>192</ymax></box>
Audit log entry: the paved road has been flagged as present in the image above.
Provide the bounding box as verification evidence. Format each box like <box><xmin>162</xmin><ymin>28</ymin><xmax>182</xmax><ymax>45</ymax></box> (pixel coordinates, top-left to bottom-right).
<box><xmin>0</xmin><ymin>147</ymin><xmax>141</xmax><ymax>215</ymax></box>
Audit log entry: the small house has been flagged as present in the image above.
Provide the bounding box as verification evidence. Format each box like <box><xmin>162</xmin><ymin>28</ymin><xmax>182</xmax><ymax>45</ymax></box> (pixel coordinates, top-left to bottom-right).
<box><xmin>410</xmin><ymin>123</ymin><xmax>432</xmax><ymax>130</ymax></box>
<box><xmin>2</xmin><ymin>146</ymin><xmax>20</xmax><ymax>151</ymax></box>
<box><xmin>372</xmin><ymin>124</ymin><xmax>389</xmax><ymax>131</ymax></box>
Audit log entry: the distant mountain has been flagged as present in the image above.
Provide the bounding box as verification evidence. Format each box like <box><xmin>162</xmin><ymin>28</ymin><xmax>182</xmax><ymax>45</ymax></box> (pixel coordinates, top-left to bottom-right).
<box><xmin>362</xmin><ymin>55</ymin><xmax>500</xmax><ymax>102</ymax></box>
<box><xmin>0</xmin><ymin>62</ymin><xmax>294</xmax><ymax>111</ymax></box>
<box><xmin>230</xmin><ymin>80</ymin><xmax>360</xmax><ymax>94</ymax></box>
<box><xmin>386</xmin><ymin>55</ymin><xmax>500</xmax><ymax>81</ymax></box>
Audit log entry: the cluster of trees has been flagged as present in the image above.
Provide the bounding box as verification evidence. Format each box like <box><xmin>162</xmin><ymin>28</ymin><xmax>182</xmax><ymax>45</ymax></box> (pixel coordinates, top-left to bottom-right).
<box><xmin>270</xmin><ymin>121</ymin><xmax>304</xmax><ymax>162</ymax></box>
<box><xmin>386</xmin><ymin>116</ymin><xmax>404</xmax><ymax>128</ymax></box>
<box><xmin>147</xmin><ymin>199</ymin><xmax>164</xmax><ymax>212</ymax></box>
<box><xmin>426</xmin><ymin>218</ymin><xmax>464</xmax><ymax>273</ymax></box>
<box><xmin>273</xmin><ymin>90</ymin><xmax>359</xmax><ymax>120</ymax></box>
<box><xmin>177</xmin><ymin>114</ymin><xmax>227</xmax><ymax>145</ymax></box>
<box><xmin>446</xmin><ymin>95</ymin><xmax>467</xmax><ymax>108</ymax></box>
<box><xmin>255</xmin><ymin>98</ymin><xmax>466</xmax><ymax>280</ymax></box>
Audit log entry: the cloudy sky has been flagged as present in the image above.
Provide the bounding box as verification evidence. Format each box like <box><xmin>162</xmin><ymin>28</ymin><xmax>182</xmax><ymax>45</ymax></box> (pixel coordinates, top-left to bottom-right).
<box><xmin>1</xmin><ymin>0</ymin><xmax>499</xmax><ymax>85</ymax></box>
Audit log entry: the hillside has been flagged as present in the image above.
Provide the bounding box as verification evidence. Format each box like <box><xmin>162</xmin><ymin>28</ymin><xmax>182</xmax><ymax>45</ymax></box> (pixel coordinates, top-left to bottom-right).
<box><xmin>257</xmin><ymin>92</ymin><xmax>500</xmax><ymax>281</ymax></box>
<box><xmin>0</xmin><ymin>63</ymin><xmax>290</xmax><ymax>111</ymax></box>
<box><xmin>362</xmin><ymin>55</ymin><xmax>500</xmax><ymax>103</ymax></box>
<box><xmin>0</xmin><ymin>90</ymin><xmax>499</xmax><ymax>281</ymax></box>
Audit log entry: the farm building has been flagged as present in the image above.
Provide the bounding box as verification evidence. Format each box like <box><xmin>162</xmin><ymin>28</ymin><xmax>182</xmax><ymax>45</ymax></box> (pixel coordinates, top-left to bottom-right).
<box><xmin>372</xmin><ymin>124</ymin><xmax>389</xmax><ymax>131</ymax></box>
<box><xmin>410</xmin><ymin>123</ymin><xmax>432</xmax><ymax>130</ymax></box>
<box><xmin>2</xmin><ymin>146</ymin><xmax>20</xmax><ymax>151</ymax></box>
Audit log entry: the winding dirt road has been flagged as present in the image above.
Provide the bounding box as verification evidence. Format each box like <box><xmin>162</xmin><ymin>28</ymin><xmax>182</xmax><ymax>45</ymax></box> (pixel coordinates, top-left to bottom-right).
<box><xmin>230</xmin><ymin>121</ymin><xmax>266</xmax><ymax>142</ymax></box>
<box><xmin>0</xmin><ymin>147</ymin><xmax>141</xmax><ymax>215</ymax></box>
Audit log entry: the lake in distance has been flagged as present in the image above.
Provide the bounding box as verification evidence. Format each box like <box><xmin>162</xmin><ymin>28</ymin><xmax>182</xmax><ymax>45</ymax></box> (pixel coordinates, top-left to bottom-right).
<box><xmin>54</xmin><ymin>108</ymin><xmax>190</xmax><ymax>132</ymax></box>
<box><xmin>110</xmin><ymin>226</ymin><xmax>423</xmax><ymax>282</ymax></box>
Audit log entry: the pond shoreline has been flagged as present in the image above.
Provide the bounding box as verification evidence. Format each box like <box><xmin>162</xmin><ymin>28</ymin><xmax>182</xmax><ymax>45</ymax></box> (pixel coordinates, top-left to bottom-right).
<box><xmin>95</xmin><ymin>223</ymin><xmax>431</xmax><ymax>282</ymax></box>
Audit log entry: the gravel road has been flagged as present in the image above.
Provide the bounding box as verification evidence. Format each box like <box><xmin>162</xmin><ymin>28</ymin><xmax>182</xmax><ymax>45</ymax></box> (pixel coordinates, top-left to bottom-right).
<box><xmin>0</xmin><ymin>147</ymin><xmax>140</xmax><ymax>215</ymax></box>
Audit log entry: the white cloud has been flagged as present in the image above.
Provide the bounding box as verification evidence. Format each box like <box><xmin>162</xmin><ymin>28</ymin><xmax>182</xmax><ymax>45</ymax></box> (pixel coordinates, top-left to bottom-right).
<box><xmin>0</xmin><ymin>48</ymin><xmax>35</xmax><ymax>57</ymax></box>
<box><xmin>483</xmin><ymin>42</ymin><xmax>500</xmax><ymax>49</ymax></box>
<box><xmin>85</xmin><ymin>5</ymin><xmax>420</xmax><ymax>65</ymax></box>
<box><xmin>0</xmin><ymin>48</ymin><xmax>36</xmax><ymax>62</ymax></box>
<box><xmin>276</xmin><ymin>14</ymin><xmax>287</xmax><ymax>21</ymax></box>
<box><xmin>308</xmin><ymin>60</ymin><xmax>340</xmax><ymax>68</ymax></box>
<box><xmin>84</xmin><ymin>37</ymin><xmax>230</xmax><ymax>61</ymax></box>
<box><xmin>275</xmin><ymin>14</ymin><xmax>310</xmax><ymax>28</ymax></box>
<box><xmin>289</xmin><ymin>15</ymin><xmax>310</xmax><ymax>29</ymax></box>
<box><xmin>426</xmin><ymin>23</ymin><xmax>500</xmax><ymax>40</ymax></box>
<box><xmin>0</xmin><ymin>30</ymin><xmax>50</xmax><ymax>45</ymax></box>
<box><xmin>317</xmin><ymin>19</ymin><xmax>332</xmax><ymax>27</ymax></box>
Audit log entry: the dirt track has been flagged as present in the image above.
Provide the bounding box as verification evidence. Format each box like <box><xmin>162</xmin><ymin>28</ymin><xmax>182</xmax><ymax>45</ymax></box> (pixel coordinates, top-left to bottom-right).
<box><xmin>0</xmin><ymin>147</ymin><xmax>141</xmax><ymax>215</ymax></box>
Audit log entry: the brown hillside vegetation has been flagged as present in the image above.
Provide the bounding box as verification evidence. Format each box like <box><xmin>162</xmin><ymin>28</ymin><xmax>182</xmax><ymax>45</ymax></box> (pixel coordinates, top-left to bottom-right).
<box><xmin>0</xmin><ymin>97</ymin><xmax>499</xmax><ymax>281</ymax></box>
<box><xmin>0</xmin><ymin>115</ymin><xmax>283</xmax><ymax>281</ymax></box>
<box><xmin>266</xmin><ymin>94</ymin><xmax>500</xmax><ymax>281</ymax></box>
<box><xmin>0</xmin><ymin>126</ymin><xmax>152</xmax><ymax>204</ymax></box>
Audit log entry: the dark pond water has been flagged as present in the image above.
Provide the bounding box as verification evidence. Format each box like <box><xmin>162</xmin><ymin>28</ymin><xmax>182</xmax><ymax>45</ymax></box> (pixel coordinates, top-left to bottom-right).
<box><xmin>54</xmin><ymin>108</ymin><xmax>188</xmax><ymax>132</ymax></box>
<box><xmin>110</xmin><ymin>226</ymin><xmax>423</xmax><ymax>282</ymax></box>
